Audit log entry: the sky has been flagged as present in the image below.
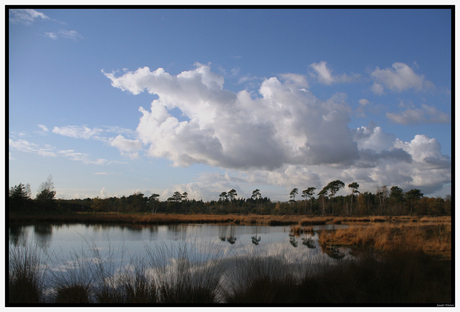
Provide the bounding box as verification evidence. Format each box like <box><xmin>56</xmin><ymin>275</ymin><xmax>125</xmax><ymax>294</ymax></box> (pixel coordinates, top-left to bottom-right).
<box><xmin>8</xmin><ymin>8</ymin><xmax>453</xmax><ymax>202</ymax></box>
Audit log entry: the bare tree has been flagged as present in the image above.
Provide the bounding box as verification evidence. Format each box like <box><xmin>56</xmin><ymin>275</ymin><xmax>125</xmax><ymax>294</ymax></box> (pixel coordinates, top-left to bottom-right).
<box><xmin>376</xmin><ymin>186</ymin><xmax>389</xmax><ymax>215</ymax></box>
<box><xmin>36</xmin><ymin>175</ymin><xmax>56</xmax><ymax>201</ymax></box>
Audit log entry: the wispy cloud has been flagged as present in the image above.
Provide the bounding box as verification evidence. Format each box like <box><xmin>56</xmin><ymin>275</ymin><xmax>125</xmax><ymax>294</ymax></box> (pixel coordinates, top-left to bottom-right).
<box><xmin>279</xmin><ymin>73</ymin><xmax>309</xmax><ymax>88</ymax></box>
<box><xmin>37</xmin><ymin>124</ymin><xmax>49</xmax><ymax>132</ymax></box>
<box><xmin>45</xmin><ymin>30</ymin><xmax>83</xmax><ymax>40</ymax></box>
<box><xmin>51</xmin><ymin>125</ymin><xmax>139</xmax><ymax>150</ymax></box>
<box><xmin>309</xmin><ymin>61</ymin><xmax>360</xmax><ymax>85</ymax></box>
<box><xmin>44</xmin><ymin>32</ymin><xmax>58</xmax><ymax>40</ymax></box>
<box><xmin>386</xmin><ymin>104</ymin><xmax>450</xmax><ymax>125</ymax></box>
<box><xmin>94</xmin><ymin>172</ymin><xmax>121</xmax><ymax>176</ymax></box>
<box><xmin>370</xmin><ymin>62</ymin><xmax>434</xmax><ymax>95</ymax></box>
<box><xmin>355</xmin><ymin>98</ymin><xmax>371</xmax><ymax>117</ymax></box>
<box><xmin>52</xmin><ymin>125</ymin><xmax>104</xmax><ymax>140</ymax></box>
<box><xmin>9</xmin><ymin>9</ymin><xmax>49</xmax><ymax>25</ymax></box>
<box><xmin>9</xmin><ymin>138</ymin><xmax>118</xmax><ymax>165</ymax></box>
<box><xmin>237</xmin><ymin>75</ymin><xmax>259</xmax><ymax>85</ymax></box>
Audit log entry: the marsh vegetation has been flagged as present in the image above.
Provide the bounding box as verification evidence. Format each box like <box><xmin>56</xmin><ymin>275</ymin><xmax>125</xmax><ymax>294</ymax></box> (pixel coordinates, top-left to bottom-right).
<box><xmin>8</xmin><ymin>178</ymin><xmax>452</xmax><ymax>305</ymax></box>
<box><xmin>8</xmin><ymin>221</ymin><xmax>452</xmax><ymax>305</ymax></box>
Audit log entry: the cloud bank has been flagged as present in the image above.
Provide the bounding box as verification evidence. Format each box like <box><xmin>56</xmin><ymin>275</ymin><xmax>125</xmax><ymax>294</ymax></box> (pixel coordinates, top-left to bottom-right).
<box><xmin>103</xmin><ymin>64</ymin><xmax>450</xmax><ymax>198</ymax></box>
<box><xmin>104</xmin><ymin>64</ymin><xmax>359</xmax><ymax>169</ymax></box>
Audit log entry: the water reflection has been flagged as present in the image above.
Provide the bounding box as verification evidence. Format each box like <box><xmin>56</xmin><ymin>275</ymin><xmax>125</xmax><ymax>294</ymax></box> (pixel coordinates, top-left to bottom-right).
<box><xmin>321</xmin><ymin>246</ymin><xmax>346</xmax><ymax>260</ymax></box>
<box><xmin>34</xmin><ymin>224</ymin><xmax>53</xmax><ymax>249</ymax></box>
<box><xmin>9</xmin><ymin>225</ymin><xmax>28</xmax><ymax>247</ymax></box>
<box><xmin>8</xmin><ymin>223</ymin><xmax>353</xmax><ymax>264</ymax></box>
<box><xmin>302</xmin><ymin>238</ymin><xmax>316</xmax><ymax>249</ymax></box>
<box><xmin>289</xmin><ymin>236</ymin><xmax>298</xmax><ymax>248</ymax></box>
<box><xmin>251</xmin><ymin>226</ymin><xmax>261</xmax><ymax>245</ymax></box>
<box><xmin>217</xmin><ymin>225</ymin><xmax>238</xmax><ymax>245</ymax></box>
<box><xmin>218</xmin><ymin>226</ymin><xmax>226</xmax><ymax>242</ymax></box>
<box><xmin>226</xmin><ymin>225</ymin><xmax>237</xmax><ymax>245</ymax></box>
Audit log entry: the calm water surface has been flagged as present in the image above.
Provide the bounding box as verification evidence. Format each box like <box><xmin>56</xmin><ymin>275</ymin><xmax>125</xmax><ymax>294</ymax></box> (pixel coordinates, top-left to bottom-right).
<box><xmin>9</xmin><ymin>223</ymin><xmax>353</xmax><ymax>274</ymax></box>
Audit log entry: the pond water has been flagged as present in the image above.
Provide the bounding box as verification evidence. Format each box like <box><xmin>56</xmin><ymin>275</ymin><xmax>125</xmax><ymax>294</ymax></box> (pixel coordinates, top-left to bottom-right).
<box><xmin>9</xmin><ymin>223</ymin><xmax>351</xmax><ymax>261</ymax></box>
<box><xmin>9</xmin><ymin>223</ymin><xmax>355</xmax><ymax>301</ymax></box>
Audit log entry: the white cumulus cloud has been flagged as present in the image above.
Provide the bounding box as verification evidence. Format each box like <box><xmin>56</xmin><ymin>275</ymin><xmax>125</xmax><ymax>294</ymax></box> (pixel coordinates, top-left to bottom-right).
<box><xmin>105</xmin><ymin>64</ymin><xmax>359</xmax><ymax>170</ymax></box>
<box><xmin>104</xmin><ymin>64</ymin><xmax>451</xmax><ymax>197</ymax></box>
<box><xmin>109</xmin><ymin>135</ymin><xmax>142</xmax><ymax>160</ymax></box>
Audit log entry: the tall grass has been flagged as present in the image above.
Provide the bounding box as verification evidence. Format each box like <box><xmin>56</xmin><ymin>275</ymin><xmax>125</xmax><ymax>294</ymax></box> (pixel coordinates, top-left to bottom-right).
<box><xmin>144</xmin><ymin>241</ymin><xmax>226</xmax><ymax>303</ymax></box>
<box><xmin>8</xmin><ymin>235</ymin><xmax>452</xmax><ymax>305</ymax></box>
<box><xmin>218</xmin><ymin>245</ymin><xmax>311</xmax><ymax>303</ymax></box>
<box><xmin>8</xmin><ymin>245</ymin><xmax>46</xmax><ymax>303</ymax></box>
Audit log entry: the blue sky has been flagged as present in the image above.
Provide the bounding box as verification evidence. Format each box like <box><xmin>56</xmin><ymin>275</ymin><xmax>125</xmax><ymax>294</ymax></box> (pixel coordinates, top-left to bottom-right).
<box><xmin>8</xmin><ymin>8</ymin><xmax>452</xmax><ymax>201</ymax></box>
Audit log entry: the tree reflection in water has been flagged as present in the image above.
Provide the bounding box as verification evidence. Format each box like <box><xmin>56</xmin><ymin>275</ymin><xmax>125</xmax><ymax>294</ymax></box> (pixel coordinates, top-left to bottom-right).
<box><xmin>9</xmin><ymin>225</ymin><xmax>28</xmax><ymax>247</ymax></box>
<box><xmin>251</xmin><ymin>226</ymin><xmax>261</xmax><ymax>245</ymax></box>
<box><xmin>34</xmin><ymin>224</ymin><xmax>53</xmax><ymax>249</ymax></box>
<box><xmin>301</xmin><ymin>233</ymin><xmax>316</xmax><ymax>249</ymax></box>
<box><xmin>289</xmin><ymin>236</ymin><xmax>298</xmax><ymax>248</ymax></box>
<box><xmin>218</xmin><ymin>225</ymin><xmax>237</xmax><ymax>244</ymax></box>
<box><xmin>226</xmin><ymin>225</ymin><xmax>237</xmax><ymax>245</ymax></box>
<box><xmin>218</xmin><ymin>226</ymin><xmax>226</xmax><ymax>242</ymax></box>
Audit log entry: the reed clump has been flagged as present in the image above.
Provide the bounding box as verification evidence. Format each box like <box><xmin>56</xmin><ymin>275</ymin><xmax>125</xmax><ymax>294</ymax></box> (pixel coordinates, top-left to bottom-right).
<box><xmin>219</xmin><ymin>248</ymin><xmax>452</xmax><ymax>304</ymax></box>
<box><xmin>8</xmin><ymin>246</ymin><xmax>45</xmax><ymax>304</ymax></box>
<box><xmin>54</xmin><ymin>284</ymin><xmax>91</xmax><ymax>303</ymax></box>
<box><xmin>295</xmin><ymin>249</ymin><xmax>452</xmax><ymax>304</ymax></box>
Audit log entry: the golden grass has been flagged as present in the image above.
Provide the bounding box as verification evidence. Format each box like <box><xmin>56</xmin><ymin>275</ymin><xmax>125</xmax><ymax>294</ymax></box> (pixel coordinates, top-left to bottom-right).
<box><xmin>289</xmin><ymin>226</ymin><xmax>314</xmax><ymax>236</ymax></box>
<box><xmin>319</xmin><ymin>223</ymin><xmax>452</xmax><ymax>259</ymax></box>
<box><xmin>419</xmin><ymin>215</ymin><xmax>452</xmax><ymax>223</ymax></box>
<box><xmin>9</xmin><ymin>212</ymin><xmax>451</xmax><ymax>227</ymax></box>
<box><xmin>299</xmin><ymin>217</ymin><xmax>327</xmax><ymax>226</ymax></box>
<box><xmin>9</xmin><ymin>213</ymin><xmax>305</xmax><ymax>226</ymax></box>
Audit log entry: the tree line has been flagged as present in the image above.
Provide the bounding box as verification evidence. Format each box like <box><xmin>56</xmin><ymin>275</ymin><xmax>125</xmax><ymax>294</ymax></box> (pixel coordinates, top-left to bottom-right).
<box><xmin>9</xmin><ymin>177</ymin><xmax>451</xmax><ymax>216</ymax></box>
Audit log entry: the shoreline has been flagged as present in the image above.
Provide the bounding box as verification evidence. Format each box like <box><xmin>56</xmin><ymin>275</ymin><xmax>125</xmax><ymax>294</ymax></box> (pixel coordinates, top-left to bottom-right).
<box><xmin>8</xmin><ymin>212</ymin><xmax>451</xmax><ymax>226</ymax></box>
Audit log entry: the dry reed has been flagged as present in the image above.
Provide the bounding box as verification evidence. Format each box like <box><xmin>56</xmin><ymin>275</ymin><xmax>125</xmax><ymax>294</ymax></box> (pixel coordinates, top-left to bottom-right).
<box><xmin>319</xmin><ymin>223</ymin><xmax>451</xmax><ymax>259</ymax></box>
